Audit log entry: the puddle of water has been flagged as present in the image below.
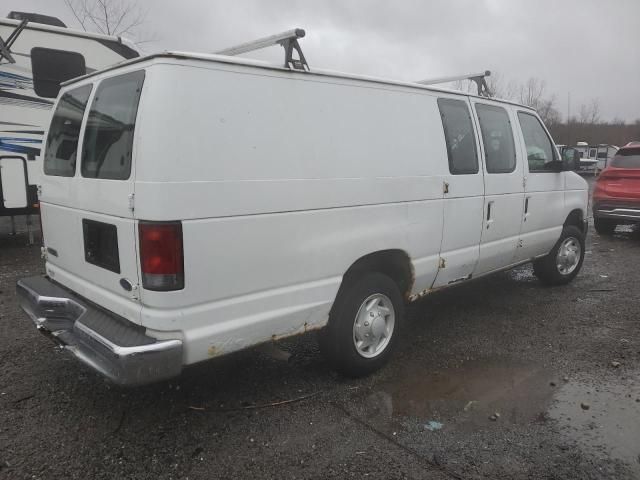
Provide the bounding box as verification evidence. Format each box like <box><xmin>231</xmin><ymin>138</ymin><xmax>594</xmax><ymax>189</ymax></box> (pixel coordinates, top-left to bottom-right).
<box><xmin>364</xmin><ymin>359</ymin><xmax>554</xmax><ymax>426</ymax></box>
<box><xmin>549</xmin><ymin>375</ymin><xmax>640</xmax><ymax>474</ymax></box>
<box><xmin>356</xmin><ymin>359</ymin><xmax>640</xmax><ymax>473</ymax></box>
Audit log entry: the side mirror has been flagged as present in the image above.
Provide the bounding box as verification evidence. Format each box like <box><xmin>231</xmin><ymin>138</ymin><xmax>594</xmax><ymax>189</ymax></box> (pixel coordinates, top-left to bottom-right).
<box><xmin>561</xmin><ymin>148</ymin><xmax>579</xmax><ymax>171</ymax></box>
<box><xmin>31</xmin><ymin>47</ymin><xmax>86</xmax><ymax>98</ymax></box>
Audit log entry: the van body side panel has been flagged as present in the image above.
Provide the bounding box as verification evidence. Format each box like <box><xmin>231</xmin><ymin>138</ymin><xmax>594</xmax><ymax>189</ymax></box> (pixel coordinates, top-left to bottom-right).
<box><xmin>516</xmin><ymin>175</ymin><xmax>564</xmax><ymax>261</ymax></box>
<box><xmin>133</xmin><ymin>62</ymin><xmax>446</xmax><ymax>363</ymax></box>
<box><xmin>564</xmin><ymin>172</ymin><xmax>589</xmax><ymax>223</ymax></box>
<box><xmin>144</xmin><ymin>203</ymin><xmax>431</xmax><ymax>363</ymax></box>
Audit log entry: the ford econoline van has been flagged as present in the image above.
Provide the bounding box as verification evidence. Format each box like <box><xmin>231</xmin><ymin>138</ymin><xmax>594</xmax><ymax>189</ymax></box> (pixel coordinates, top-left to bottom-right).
<box><xmin>16</xmin><ymin>51</ymin><xmax>588</xmax><ymax>385</ymax></box>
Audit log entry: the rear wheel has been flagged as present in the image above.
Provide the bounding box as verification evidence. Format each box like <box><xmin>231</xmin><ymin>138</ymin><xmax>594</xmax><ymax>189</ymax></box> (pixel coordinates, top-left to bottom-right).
<box><xmin>594</xmin><ymin>216</ymin><xmax>616</xmax><ymax>235</ymax></box>
<box><xmin>319</xmin><ymin>273</ymin><xmax>403</xmax><ymax>377</ymax></box>
<box><xmin>533</xmin><ymin>225</ymin><xmax>585</xmax><ymax>286</ymax></box>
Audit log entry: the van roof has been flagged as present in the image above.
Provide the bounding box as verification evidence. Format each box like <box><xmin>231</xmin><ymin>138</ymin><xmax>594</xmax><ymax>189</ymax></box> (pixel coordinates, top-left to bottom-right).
<box><xmin>0</xmin><ymin>17</ymin><xmax>138</xmax><ymax>59</ymax></box>
<box><xmin>61</xmin><ymin>50</ymin><xmax>536</xmax><ymax>111</ymax></box>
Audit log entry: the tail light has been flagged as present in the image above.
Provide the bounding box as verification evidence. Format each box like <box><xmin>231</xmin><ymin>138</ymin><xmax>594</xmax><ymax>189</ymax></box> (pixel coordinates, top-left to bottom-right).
<box><xmin>138</xmin><ymin>221</ymin><xmax>184</xmax><ymax>291</ymax></box>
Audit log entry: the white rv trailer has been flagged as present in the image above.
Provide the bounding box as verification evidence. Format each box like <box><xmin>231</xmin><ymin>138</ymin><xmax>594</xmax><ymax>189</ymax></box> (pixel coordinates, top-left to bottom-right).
<box><xmin>17</xmin><ymin>30</ymin><xmax>588</xmax><ymax>385</ymax></box>
<box><xmin>574</xmin><ymin>141</ymin><xmax>619</xmax><ymax>172</ymax></box>
<box><xmin>595</xmin><ymin>144</ymin><xmax>619</xmax><ymax>171</ymax></box>
<box><xmin>0</xmin><ymin>11</ymin><xmax>138</xmax><ymax>220</ymax></box>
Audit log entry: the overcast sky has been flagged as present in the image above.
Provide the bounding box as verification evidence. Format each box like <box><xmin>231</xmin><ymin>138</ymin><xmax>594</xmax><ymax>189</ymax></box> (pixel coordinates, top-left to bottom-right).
<box><xmin>9</xmin><ymin>0</ymin><xmax>640</xmax><ymax>121</ymax></box>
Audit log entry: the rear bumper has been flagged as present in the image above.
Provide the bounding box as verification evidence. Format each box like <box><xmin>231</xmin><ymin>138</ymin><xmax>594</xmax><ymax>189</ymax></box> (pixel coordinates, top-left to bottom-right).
<box><xmin>593</xmin><ymin>201</ymin><xmax>640</xmax><ymax>223</ymax></box>
<box><xmin>16</xmin><ymin>276</ymin><xmax>183</xmax><ymax>386</ymax></box>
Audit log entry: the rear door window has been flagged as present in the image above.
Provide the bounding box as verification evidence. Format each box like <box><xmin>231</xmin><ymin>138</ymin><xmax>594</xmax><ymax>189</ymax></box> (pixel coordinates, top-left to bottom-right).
<box><xmin>517</xmin><ymin>112</ymin><xmax>557</xmax><ymax>172</ymax></box>
<box><xmin>437</xmin><ymin>98</ymin><xmax>479</xmax><ymax>174</ymax></box>
<box><xmin>81</xmin><ymin>70</ymin><xmax>145</xmax><ymax>180</ymax></box>
<box><xmin>44</xmin><ymin>84</ymin><xmax>92</xmax><ymax>177</ymax></box>
<box><xmin>610</xmin><ymin>148</ymin><xmax>640</xmax><ymax>168</ymax></box>
<box><xmin>475</xmin><ymin>104</ymin><xmax>516</xmax><ymax>173</ymax></box>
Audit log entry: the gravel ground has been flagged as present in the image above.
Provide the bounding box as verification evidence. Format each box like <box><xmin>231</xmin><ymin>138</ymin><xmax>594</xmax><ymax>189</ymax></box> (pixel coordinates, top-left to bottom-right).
<box><xmin>1</xmin><ymin>200</ymin><xmax>639</xmax><ymax>479</ymax></box>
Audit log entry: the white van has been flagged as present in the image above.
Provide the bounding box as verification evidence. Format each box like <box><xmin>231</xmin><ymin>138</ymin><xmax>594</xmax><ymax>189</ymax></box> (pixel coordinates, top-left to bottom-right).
<box><xmin>16</xmin><ymin>51</ymin><xmax>588</xmax><ymax>386</ymax></box>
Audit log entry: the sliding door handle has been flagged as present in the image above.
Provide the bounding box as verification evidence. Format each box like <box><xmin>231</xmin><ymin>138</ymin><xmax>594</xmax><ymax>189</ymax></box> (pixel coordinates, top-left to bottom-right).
<box><xmin>486</xmin><ymin>201</ymin><xmax>495</xmax><ymax>229</ymax></box>
<box><xmin>486</xmin><ymin>201</ymin><xmax>494</xmax><ymax>221</ymax></box>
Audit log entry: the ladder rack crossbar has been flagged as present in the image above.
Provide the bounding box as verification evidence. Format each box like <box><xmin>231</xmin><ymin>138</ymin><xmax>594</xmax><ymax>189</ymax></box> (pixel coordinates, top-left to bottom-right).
<box><xmin>215</xmin><ymin>28</ymin><xmax>309</xmax><ymax>71</ymax></box>
<box><xmin>417</xmin><ymin>70</ymin><xmax>492</xmax><ymax>97</ymax></box>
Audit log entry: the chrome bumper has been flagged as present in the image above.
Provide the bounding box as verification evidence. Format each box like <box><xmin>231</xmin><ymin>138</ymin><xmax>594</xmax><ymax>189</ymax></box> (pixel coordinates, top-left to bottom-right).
<box><xmin>16</xmin><ymin>276</ymin><xmax>183</xmax><ymax>386</ymax></box>
<box><xmin>594</xmin><ymin>205</ymin><xmax>640</xmax><ymax>221</ymax></box>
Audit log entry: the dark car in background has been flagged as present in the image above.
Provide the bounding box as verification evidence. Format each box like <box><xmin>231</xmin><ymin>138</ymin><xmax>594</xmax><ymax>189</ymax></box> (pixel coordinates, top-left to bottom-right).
<box><xmin>593</xmin><ymin>142</ymin><xmax>640</xmax><ymax>234</ymax></box>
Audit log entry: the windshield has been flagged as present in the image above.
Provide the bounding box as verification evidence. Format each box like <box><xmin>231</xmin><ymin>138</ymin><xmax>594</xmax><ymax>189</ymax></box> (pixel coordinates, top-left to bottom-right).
<box><xmin>610</xmin><ymin>148</ymin><xmax>640</xmax><ymax>169</ymax></box>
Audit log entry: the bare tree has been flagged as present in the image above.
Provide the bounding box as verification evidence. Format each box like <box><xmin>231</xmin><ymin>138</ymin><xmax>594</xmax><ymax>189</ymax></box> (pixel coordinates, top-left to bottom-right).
<box><xmin>588</xmin><ymin>98</ymin><xmax>601</xmax><ymax>124</ymax></box>
<box><xmin>518</xmin><ymin>77</ymin><xmax>545</xmax><ymax>108</ymax></box>
<box><xmin>536</xmin><ymin>97</ymin><xmax>561</xmax><ymax>127</ymax></box>
<box><xmin>63</xmin><ymin>0</ymin><xmax>151</xmax><ymax>42</ymax></box>
<box><xmin>578</xmin><ymin>99</ymin><xmax>601</xmax><ymax>125</ymax></box>
<box><xmin>513</xmin><ymin>77</ymin><xmax>560</xmax><ymax>126</ymax></box>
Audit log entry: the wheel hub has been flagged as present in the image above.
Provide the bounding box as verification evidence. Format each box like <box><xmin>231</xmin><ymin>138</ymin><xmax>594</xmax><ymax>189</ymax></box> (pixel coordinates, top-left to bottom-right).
<box><xmin>371</xmin><ymin>316</ymin><xmax>385</xmax><ymax>338</ymax></box>
<box><xmin>353</xmin><ymin>293</ymin><xmax>396</xmax><ymax>359</ymax></box>
<box><xmin>556</xmin><ymin>236</ymin><xmax>581</xmax><ymax>275</ymax></box>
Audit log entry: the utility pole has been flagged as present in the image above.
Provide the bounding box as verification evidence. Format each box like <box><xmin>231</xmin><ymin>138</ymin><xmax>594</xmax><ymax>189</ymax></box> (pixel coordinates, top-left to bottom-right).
<box><xmin>567</xmin><ymin>92</ymin><xmax>571</xmax><ymax>145</ymax></box>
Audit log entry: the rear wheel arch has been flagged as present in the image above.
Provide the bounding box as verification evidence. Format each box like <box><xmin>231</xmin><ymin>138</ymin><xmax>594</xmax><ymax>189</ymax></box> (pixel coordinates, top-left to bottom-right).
<box><xmin>334</xmin><ymin>249</ymin><xmax>414</xmax><ymax>309</ymax></box>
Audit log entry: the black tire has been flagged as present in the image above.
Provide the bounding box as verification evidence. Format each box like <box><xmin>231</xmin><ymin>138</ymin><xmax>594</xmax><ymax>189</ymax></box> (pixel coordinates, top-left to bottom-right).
<box><xmin>533</xmin><ymin>225</ymin><xmax>585</xmax><ymax>286</ymax></box>
<box><xmin>594</xmin><ymin>216</ymin><xmax>616</xmax><ymax>235</ymax></box>
<box><xmin>319</xmin><ymin>272</ymin><xmax>404</xmax><ymax>377</ymax></box>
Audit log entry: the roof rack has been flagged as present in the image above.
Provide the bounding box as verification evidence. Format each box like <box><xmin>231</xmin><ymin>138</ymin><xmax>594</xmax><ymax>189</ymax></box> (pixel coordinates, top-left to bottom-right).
<box><xmin>417</xmin><ymin>70</ymin><xmax>492</xmax><ymax>97</ymax></box>
<box><xmin>0</xmin><ymin>19</ymin><xmax>27</xmax><ymax>64</ymax></box>
<box><xmin>215</xmin><ymin>28</ymin><xmax>309</xmax><ymax>71</ymax></box>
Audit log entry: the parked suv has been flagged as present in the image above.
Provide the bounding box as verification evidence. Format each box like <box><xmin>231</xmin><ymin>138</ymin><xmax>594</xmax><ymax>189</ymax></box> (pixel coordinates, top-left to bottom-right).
<box><xmin>17</xmin><ymin>52</ymin><xmax>588</xmax><ymax>386</ymax></box>
<box><xmin>593</xmin><ymin>142</ymin><xmax>640</xmax><ymax>234</ymax></box>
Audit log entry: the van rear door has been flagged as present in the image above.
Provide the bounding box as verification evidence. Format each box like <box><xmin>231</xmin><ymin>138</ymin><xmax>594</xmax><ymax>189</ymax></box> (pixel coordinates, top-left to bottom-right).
<box><xmin>40</xmin><ymin>71</ymin><xmax>145</xmax><ymax>319</ymax></box>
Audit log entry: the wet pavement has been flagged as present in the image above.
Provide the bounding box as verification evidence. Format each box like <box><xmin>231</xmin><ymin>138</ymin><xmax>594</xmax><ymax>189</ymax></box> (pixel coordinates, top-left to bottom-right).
<box><xmin>551</xmin><ymin>373</ymin><xmax>640</xmax><ymax>476</ymax></box>
<box><xmin>1</xmin><ymin>203</ymin><xmax>640</xmax><ymax>479</ymax></box>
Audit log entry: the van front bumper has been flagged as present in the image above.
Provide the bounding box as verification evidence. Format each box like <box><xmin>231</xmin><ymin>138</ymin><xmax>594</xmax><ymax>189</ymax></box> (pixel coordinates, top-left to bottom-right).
<box><xmin>16</xmin><ymin>276</ymin><xmax>183</xmax><ymax>386</ymax></box>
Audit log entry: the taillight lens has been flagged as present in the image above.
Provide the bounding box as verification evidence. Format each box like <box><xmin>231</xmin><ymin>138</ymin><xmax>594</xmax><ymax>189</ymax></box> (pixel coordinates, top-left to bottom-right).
<box><xmin>138</xmin><ymin>221</ymin><xmax>184</xmax><ymax>291</ymax></box>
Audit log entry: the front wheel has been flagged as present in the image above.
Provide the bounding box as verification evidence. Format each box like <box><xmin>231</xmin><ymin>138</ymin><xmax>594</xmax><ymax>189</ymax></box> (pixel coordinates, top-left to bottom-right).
<box><xmin>533</xmin><ymin>225</ymin><xmax>585</xmax><ymax>286</ymax></box>
<box><xmin>319</xmin><ymin>273</ymin><xmax>404</xmax><ymax>377</ymax></box>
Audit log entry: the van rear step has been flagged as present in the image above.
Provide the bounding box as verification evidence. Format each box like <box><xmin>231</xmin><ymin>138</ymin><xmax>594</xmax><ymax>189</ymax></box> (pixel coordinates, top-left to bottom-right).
<box><xmin>16</xmin><ymin>276</ymin><xmax>182</xmax><ymax>386</ymax></box>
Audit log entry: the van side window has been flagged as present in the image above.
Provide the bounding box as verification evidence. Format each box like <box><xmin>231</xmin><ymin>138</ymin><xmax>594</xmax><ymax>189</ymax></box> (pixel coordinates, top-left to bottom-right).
<box><xmin>475</xmin><ymin>104</ymin><xmax>516</xmax><ymax>174</ymax></box>
<box><xmin>517</xmin><ymin>112</ymin><xmax>557</xmax><ymax>172</ymax></box>
<box><xmin>437</xmin><ymin>98</ymin><xmax>478</xmax><ymax>174</ymax></box>
<box><xmin>44</xmin><ymin>84</ymin><xmax>92</xmax><ymax>177</ymax></box>
<box><xmin>81</xmin><ymin>70</ymin><xmax>145</xmax><ymax>180</ymax></box>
